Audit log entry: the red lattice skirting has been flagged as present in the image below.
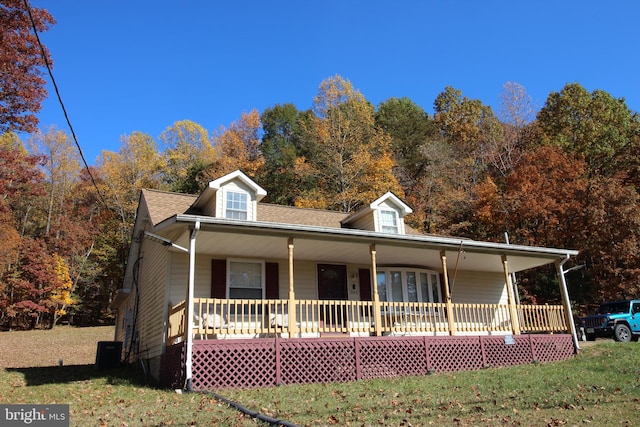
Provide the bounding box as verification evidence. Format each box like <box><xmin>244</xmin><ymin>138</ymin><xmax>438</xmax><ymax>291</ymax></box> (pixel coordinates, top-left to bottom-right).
<box><xmin>160</xmin><ymin>334</ymin><xmax>574</xmax><ymax>390</ymax></box>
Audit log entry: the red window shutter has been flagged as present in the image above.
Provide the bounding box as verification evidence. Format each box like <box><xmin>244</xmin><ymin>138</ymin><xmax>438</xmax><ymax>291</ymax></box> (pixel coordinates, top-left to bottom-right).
<box><xmin>211</xmin><ymin>259</ymin><xmax>226</xmax><ymax>298</ymax></box>
<box><xmin>359</xmin><ymin>268</ymin><xmax>372</xmax><ymax>301</ymax></box>
<box><xmin>265</xmin><ymin>262</ymin><xmax>279</xmax><ymax>299</ymax></box>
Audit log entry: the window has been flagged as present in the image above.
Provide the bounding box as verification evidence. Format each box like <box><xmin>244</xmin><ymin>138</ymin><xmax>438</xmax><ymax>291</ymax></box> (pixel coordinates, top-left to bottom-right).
<box><xmin>376</xmin><ymin>272</ymin><xmax>388</xmax><ymax>302</ymax></box>
<box><xmin>225</xmin><ymin>190</ymin><xmax>248</xmax><ymax>220</ymax></box>
<box><xmin>228</xmin><ymin>260</ymin><xmax>263</xmax><ymax>299</ymax></box>
<box><xmin>379</xmin><ymin>209</ymin><xmax>399</xmax><ymax>233</ymax></box>
<box><xmin>376</xmin><ymin>268</ymin><xmax>441</xmax><ymax>303</ymax></box>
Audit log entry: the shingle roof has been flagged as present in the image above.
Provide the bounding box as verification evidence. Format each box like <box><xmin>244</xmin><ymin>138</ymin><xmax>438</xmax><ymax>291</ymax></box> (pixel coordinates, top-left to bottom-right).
<box><xmin>257</xmin><ymin>203</ymin><xmax>349</xmax><ymax>228</ymax></box>
<box><xmin>142</xmin><ymin>189</ymin><xmax>197</xmax><ymax>225</ymax></box>
<box><xmin>141</xmin><ymin>188</ymin><xmax>422</xmax><ymax>234</ymax></box>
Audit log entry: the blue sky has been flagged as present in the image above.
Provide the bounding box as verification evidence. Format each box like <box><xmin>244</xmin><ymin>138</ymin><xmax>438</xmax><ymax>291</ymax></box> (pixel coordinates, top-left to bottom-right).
<box><xmin>29</xmin><ymin>1</ymin><xmax>639</xmax><ymax>165</ymax></box>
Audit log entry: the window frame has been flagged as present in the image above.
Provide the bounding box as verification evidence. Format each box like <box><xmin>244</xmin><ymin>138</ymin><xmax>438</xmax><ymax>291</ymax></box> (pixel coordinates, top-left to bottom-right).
<box><xmin>379</xmin><ymin>208</ymin><xmax>400</xmax><ymax>234</ymax></box>
<box><xmin>376</xmin><ymin>267</ymin><xmax>442</xmax><ymax>303</ymax></box>
<box><xmin>224</xmin><ymin>189</ymin><xmax>249</xmax><ymax>220</ymax></box>
<box><xmin>226</xmin><ymin>258</ymin><xmax>265</xmax><ymax>300</ymax></box>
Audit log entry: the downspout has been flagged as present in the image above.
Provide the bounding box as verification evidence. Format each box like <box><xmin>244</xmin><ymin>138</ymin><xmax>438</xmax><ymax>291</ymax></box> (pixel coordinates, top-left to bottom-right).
<box><xmin>504</xmin><ymin>233</ymin><xmax>520</xmax><ymax>304</ymax></box>
<box><xmin>556</xmin><ymin>254</ymin><xmax>580</xmax><ymax>353</ymax></box>
<box><xmin>370</xmin><ymin>245</ymin><xmax>382</xmax><ymax>337</ymax></box>
<box><xmin>185</xmin><ymin>220</ymin><xmax>200</xmax><ymax>390</ymax></box>
<box><xmin>501</xmin><ymin>255</ymin><xmax>521</xmax><ymax>335</ymax></box>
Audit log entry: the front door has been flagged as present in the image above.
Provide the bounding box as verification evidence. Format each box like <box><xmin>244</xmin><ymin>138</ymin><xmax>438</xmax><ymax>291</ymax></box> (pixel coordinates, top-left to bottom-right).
<box><xmin>317</xmin><ymin>264</ymin><xmax>348</xmax><ymax>328</ymax></box>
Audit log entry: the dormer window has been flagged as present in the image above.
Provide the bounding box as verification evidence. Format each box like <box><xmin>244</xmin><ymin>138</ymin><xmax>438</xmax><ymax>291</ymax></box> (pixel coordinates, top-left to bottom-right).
<box><xmin>341</xmin><ymin>191</ymin><xmax>412</xmax><ymax>234</ymax></box>
<box><xmin>380</xmin><ymin>209</ymin><xmax>399</xmax><ymax>234</ymax></box>
<box><xmin>225</xmin><ymin>190</ymin><xmax>248</xmax><ymax>220</ymax></box>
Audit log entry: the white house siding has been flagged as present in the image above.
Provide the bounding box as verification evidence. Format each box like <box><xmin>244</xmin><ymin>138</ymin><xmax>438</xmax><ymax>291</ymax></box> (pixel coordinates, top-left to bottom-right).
<box><xmin>350</xmin><ymin>213</ymin><xmax>376</xmax><ymax>232</ymax></box>
<box><xmin>135</xmin><ymin>240</ymin><xmax>169</xmax><ymax>365</ymax></box>
<box><xmin>168</xmin><ymin>253</ymin><xmax>189</xmax><ymax>304</ymax></box>
<box><xmin>288</xmin><ymin>260</ymin><xmax>319</xmax><ymax>300</ymax></box>
<box><xmin>449</xmin><ymin>271</ymin><xmax>508</xmax><ymax>304</ymax></box>
<box><xmin>113</xmin><ymin>297</ymin><xmax>134</xmax><ymax>355</ymax></box>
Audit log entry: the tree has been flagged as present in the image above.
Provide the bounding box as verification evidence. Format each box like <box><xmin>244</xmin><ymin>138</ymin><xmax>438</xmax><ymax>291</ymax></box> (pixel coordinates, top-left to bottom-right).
<box><xmin>469</xmin><ymin>146</ymin><xmax>589</xmax><ymax>303</ymax></box>
<box><xmin>0</xmin><ymin>133</ymin><xmax>46</xmax><ymax>237</ymax></box>
<box><xmin>295</xmin><ymin>75</ymin><xmax>402</xmax><ymax>212</ymax></box>
<box><xmin>433</xmin><ymin>86</ymin><xmax>502</xmax><ymax>162</ymax></box>
<box><xmin>259</xmin><ymin>103</ymin><xmax>304</xmax><ymax>205</ymax></box>
<box><xmin>3</xmin><ymin>236</ymin><xmax>53</xmax><ymax>328</ymax></box>
<box><xmin>158</xmin><ymin>120</ymin><xmax>212</xmax><ymax>193</ymax></box>
<box><xmin>98</xmin><ymin>131</ymin><xmax>163</xmax><ymax>241</ymax></box>
<box><xmin>206</xmin><ymin>109</ymin><xmax>264</xmax><ymax>180</ymax></box>
<box><xmin>47</xmin><ymin>253</ymin><xmax>74</xmax><ymax>328</ymax></box>
<box><xmin>375</xmin><ymin>97</ymin><xmax>435</xmax><ymax>196</ymax></box>
<box><xmin>0</xmin><ymin>0</ymin><xmax>55</xmax><ymax>133</ymax></box>
<box><xmin>536</xmin><ymin>83</ymin><xmax>636</xmax><ymax>177</ymax></box>
<box><xmin>580</xmin><ymin>177</ymin><xmax>640</xmax><ymax>302</ymax></box>
<box><xmin>431</xmin><ymin>86</ymin><xmax>502</xmax><ymax>217</ymax></box>
<box><xmin>28</xmin><ymin>127</ymin><xmax>80</xmax><ymax>235</ymax></box>
<box><xmin>486</xmin><ymin>82</ymin><xmax>537</xmax><ymax>177</ymax></box>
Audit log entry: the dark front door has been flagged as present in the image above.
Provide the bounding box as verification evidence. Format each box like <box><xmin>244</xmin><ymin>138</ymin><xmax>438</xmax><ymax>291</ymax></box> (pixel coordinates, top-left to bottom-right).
<box><xmin>317</xmin><ymin>264</ymin><xmax>348</xmax><ymax>328</ymax></box>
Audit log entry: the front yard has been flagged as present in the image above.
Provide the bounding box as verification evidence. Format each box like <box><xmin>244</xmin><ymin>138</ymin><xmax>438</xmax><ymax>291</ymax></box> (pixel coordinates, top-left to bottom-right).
<box><xmin>1</xmin><ymin>327</ymin><xmax>638</xmax><ymax>426</ymax></box>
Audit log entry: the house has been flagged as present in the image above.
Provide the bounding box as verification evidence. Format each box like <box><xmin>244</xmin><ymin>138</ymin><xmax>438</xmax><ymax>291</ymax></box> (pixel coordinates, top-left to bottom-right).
<box><xmin>111</xmin><ymin>170</ymin><xmax>580</xmax><ymax>390</ymax></box>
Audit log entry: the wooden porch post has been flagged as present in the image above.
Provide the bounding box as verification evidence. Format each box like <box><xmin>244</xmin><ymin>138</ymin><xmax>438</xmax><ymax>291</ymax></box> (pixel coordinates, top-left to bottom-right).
<box><xmin>440</xmin><ymin>250</ymin><xmax>456</xmax><ymax>335</ymax></box>
<box><xmin>370</xmin><ymin>244</ymin><xmax>382</xmax><ymax>336</ymax></box>
<box><xmin>287</xmin><ymin>237</ymin><xmax>297</xmax><ymax>337</ymax></box>
<box><xmin>501</xmin><ymin>255</ymin><xmax>521</xmax><ymax>335</ymax></box>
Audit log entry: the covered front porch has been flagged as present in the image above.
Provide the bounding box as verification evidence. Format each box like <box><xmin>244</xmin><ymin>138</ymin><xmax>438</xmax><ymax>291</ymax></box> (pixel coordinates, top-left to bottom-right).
<box><xmin>154</xmin><ymin>217</ymin><xmax>579</xmax><ymax>389</ymax></box>
<box><xmin>161</xmin><ymin>224</ymin><xmax>578</xmax><ymax>345</ymax></box>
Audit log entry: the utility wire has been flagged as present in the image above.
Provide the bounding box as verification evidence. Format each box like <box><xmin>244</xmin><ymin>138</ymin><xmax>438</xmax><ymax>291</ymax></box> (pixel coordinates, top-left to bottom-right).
<box><xmin>23</xmin><ymin>0</ymin><xmax>109</xmax><ymax>209</ymax></box>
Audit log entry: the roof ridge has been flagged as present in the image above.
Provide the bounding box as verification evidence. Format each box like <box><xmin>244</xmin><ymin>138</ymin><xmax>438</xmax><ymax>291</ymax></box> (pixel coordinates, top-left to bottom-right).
<box><xmin>142</xmin><ymin>188</ymin><xmax>198</xmax><ymax>197</ymax></box>
<box><xmin>258</xmin><ymin>202</ymin><xmax>349</xmax><ymax>215</ymax></box>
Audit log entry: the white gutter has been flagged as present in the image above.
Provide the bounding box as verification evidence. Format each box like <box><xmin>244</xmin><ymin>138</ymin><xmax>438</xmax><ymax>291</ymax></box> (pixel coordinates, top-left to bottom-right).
<box><xmin>557</xmin><ymin>254</ymin><xmax>580</xmax><ymax>353</ymax></box>
<box><xmin>158</xmin><ymin>214</ymin><xmax>579</xmax><ymax>259</ymax></box>
<box><xmin>184</xmin><ymin>220</ymin><xmax>200</xmax><ymax>390</ymax></box>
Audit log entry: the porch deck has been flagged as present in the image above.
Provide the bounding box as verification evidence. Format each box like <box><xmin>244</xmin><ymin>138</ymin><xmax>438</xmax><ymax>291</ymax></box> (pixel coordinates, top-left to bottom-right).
<box><xmin>167</xmin><ymin>298</ymin><xmax>568</xmax><ymax>343</ymax></box>
<box><xmin>161</xmin><ymin>298</ymin><xmax>572</xmax><ymax>390</ymax></box>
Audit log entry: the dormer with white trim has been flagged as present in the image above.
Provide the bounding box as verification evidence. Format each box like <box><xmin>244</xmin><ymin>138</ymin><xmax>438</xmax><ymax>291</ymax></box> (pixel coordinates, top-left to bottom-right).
<box><xmin>190</xmin><ymin>170</ymin><xmax>267</xmax><ymax>220</ymax></box>
<box><xmin>342</xmin><ymin>192</ymin><xmax>413</xmax><ymax>234</ymax></box>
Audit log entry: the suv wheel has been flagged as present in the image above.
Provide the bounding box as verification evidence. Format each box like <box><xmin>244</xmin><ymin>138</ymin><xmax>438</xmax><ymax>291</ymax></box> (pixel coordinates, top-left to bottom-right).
<box><xmin>614</xmin><ymin>324</ymin><xmax>632</xmax><ymax>342</ymax></box>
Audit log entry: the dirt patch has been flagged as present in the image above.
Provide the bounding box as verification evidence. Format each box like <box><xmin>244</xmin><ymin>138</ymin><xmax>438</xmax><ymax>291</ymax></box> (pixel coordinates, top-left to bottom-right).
<box><xmin>0</xmin><ymin>326</ymin><xmax>114</xmax><ymax>368</ymax></box>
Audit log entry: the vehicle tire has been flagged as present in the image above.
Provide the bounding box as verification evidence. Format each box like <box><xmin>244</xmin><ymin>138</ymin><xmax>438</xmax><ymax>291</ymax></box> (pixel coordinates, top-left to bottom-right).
<box><xmin>614</xmin><ymin>324</ymin><xmax>632</xmax><ymax>342</ymax></box>
<box><xmin>585</xmin><ymin>333</ymin><xmax>596</xmax><ymax>341</ymax></box>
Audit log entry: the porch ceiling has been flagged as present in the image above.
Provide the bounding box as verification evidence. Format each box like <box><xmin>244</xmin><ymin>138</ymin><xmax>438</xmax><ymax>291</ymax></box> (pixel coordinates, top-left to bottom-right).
<box><xmin>159</xmin><ymin>217</ymin><xmax>577</xmax><ymax>274</ymax></box>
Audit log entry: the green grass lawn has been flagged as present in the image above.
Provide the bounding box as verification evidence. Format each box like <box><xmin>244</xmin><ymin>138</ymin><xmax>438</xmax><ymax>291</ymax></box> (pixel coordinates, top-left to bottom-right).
<box><xmin>1</xmin><ymin>328</ymin><xmax>640</xmax><ymax>426</ymax></box>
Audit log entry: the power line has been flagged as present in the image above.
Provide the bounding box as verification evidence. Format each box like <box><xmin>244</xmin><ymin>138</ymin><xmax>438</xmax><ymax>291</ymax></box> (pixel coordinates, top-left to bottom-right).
<box><xmin>22</xmin><ymin>0</ymin><xmax>110</xmax><ymax>209</ymax></box>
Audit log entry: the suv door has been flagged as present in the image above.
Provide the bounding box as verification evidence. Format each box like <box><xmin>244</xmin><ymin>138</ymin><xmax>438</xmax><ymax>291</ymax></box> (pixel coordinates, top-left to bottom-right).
<box><xmin>631</xmin><ymin>302</ymin><xmax>640</xmax><ymax>333</ymax></box>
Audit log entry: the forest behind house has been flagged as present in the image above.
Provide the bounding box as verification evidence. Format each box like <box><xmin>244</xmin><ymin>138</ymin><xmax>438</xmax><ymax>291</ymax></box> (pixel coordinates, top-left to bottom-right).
<box><xmin>2</xmin><ymin>3</ymin><xmax>639</xmax><ymax>330</ymax></box>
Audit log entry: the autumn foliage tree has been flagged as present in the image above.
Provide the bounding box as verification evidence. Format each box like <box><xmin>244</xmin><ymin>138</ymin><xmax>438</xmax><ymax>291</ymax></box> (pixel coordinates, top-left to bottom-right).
<box><xmin>159</xmin><ymin>120</ymin><xmax>212</xmax><ymax>193</ymax></box>
<box><xmin>536</xmin><ymin>83</ymin><xmax>636</xmax><ymax>177</ymax></box>
<box><xmin>206</xmin><ymin>109</ymin><xmax>265</xmax><ymax>181</ymax></box>
<box><xmin>0</xmin><ymin>0</ymin><xmax>54</xmax><ymax>133</ymax></box>
<box><xmin>4</xmin><ymin>66</ymin><xmax>640</xmax><ymax>327</ymax></box>
<box><xmin>295</xmin><ymin>75</ymin><xmax>402</xmax><ymax>212</ymax></box>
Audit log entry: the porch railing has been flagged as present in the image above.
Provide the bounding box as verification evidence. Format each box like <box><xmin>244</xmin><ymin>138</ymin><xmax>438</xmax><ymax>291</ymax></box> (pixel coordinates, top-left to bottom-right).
<box><xmin>167</xmin><ymin>298</ymin><xmax>568</xmax><ymax>343</ymax></box>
